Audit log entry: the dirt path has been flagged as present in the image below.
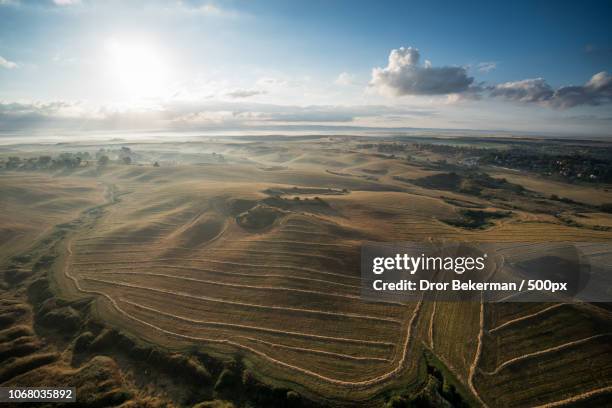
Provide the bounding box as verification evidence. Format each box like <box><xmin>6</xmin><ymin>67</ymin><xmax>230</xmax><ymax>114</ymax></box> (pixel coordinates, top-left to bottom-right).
<box><xmin>484</xmin><ymin>333</ymin><xmax>612</xmax><ymax>375</ymax></box>
<box><xmin>428</xmin><ymin>300</ymin><xmax>436</xmax><ymax>349</ymax></box>
<box><xmin>531</xmin><ymin>385</ymin><xmax>612</xmax><ymax>408</ymax></box>
<box><xmin>468</xmin><ymin>293</ymin><xmax>488</xmax><ymax>408</ymax></box>
<box><xmin>489</xmin><ymin>303</ymin><xmax>566</xmax><ymax>333</ymax></box>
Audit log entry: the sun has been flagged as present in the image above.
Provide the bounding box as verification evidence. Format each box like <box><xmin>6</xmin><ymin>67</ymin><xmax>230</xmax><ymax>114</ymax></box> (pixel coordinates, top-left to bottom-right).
<box><xmin>105</xmin><ymin>37</ymin><xmax>169</xmax><ymax>100</ymax></box>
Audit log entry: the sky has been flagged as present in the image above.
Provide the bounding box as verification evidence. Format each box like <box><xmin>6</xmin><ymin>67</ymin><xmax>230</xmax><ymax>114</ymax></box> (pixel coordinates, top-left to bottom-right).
<box><xmin>0</xmin><ymin>0</ymin><xmax>611</xmax><ymax>138</ymax></box>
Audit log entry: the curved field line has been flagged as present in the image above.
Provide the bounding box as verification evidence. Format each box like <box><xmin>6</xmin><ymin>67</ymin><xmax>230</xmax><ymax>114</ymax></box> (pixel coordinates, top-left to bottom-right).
<box><xmin>75</xmin><ymin>264</ymin><xmax>362</xmax><ymax>289</ymax></box>
<box><xmin>485</xmin><ymin>333</ymin><xmax>612</xmax><ymax>376</ymax></box>
<box><xmin>428</xmin><ymin>300</ymin><xmax>436</xmax><ymax>349</ymax></box>
<box><xmin>240</xmin><ymin>336</ymin><xmax>391</xmax><ymax>362</ymax></box>
<box><xmin>277</xmin><ymin>227</ymin><xmax>331</xmax><ymax>233</ymax></box>
<box><xmin>237</xmin><ymin>239</ymin><xmax>355</xmax><ymax>248</ymax></box>
<box><xmin>468</xmin><ymin>293</ymin><xmax>488</xmax><ymax>408</ymax></box>
<box><xmin>64</xmin><ymin>238</ymin><xmax>423</xmax><ymax>387</ymax></box>
<box><xmin>89</xmin><ymin>272</ymin><xmax>361</xmax><ymax>300</ymax></box>
<box><xmin>77</xmin><ymin>247</ymin><xmax>347</xmax><ymax>264</ymax></box>
<box><xmin>82</xmin><ymin>276</ymin><xmax>401</xmax><ymax>323</ymax></box>
<box><xmin>180</xmin><ymin>258</ymin><xmax>359</xmax><ymax>280</ymax></box>
<box><xmin>70</xmin><ymin>250</ymin><xmax>153</xmax><ymax>255</ymax></box>
<box><xmin>86</xmin><ymin>271</ymin><xmax>404</xmax><ymax>305</ymax></box>
<box><xmin>428</xmin><ymin>349</ymin><xmax>469</xmax><ymax>389</ymax></box>
<box><xmin>531</xmin><ymin>385</ymin><xmax>612</xmax><ymax>408</ymax></box>
<box><xmin>277</xmin><ymin>230</ymin><xmax>336</xmax><ymax>237</ymax></box>
<box><xmin>121</xmin><ymin>298</ymin><xmax>394</xmax><ymax>347</ymax></box>
<box><xmin>493</xmin><ymin>289</ymin><xmax>536</xmax><ymax>303</ymax></box>
<box><xmin>489</xmin><ymin>303</ymin><xmax>567</xmax><ymax>333</ymax></box>
<box><xmin>200</xmin><ymin>248</ymin><xmax>346</xmax><ymax>262</ymax></box>
<box><xmin>73</xmin><ymin>258</ymin><xmax>361</xmax><ymax>282</ymax></box>
<box><xmin>74</xmin><ymin>242</ymin><xmax>170</xmax><ymax>247</ymax></box>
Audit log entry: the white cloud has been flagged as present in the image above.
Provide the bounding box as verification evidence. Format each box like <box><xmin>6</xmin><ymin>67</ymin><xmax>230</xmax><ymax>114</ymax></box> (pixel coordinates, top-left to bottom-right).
<box><xmin>225</xmin><ymin>89</ymin><xmax>267</xmax><ymax>98</ymax></box>
<box><xmin>256</xmin><ymin>77</ymin><xmax>287</xmax><ymax>87</ymax></box>
<box><xmin>490</xmin><ymin>78</ymin><xmax>553</xmax><ymax>103</ymax></box>
<box><xmin>370</xmin><ymin>47</ymin><xmax>474</xmax><ymax>96</ymax></box>
<box><xmin>334</xmin><ymin>72</ymin><xmax>356</xmax><ymax>86</ymax></box>
<box><xmin>194</xmin><ymin>3</ymin><xmax>221</xmax><ymax>15</ymax></box>
<box><xmin>476</xmin><ymin>62</ymin><xmax>497</xmax><ymax>73</ymax></box>
<box><xmin>53</xmin><ymin>0</ymin><xmax>80</xmax><ymax>5</ymax></box>
<box><xmin>0</xmin><ymin>56</ymin><xmax>17</xmax><ymax>69</ymax></box>
<box><xmin>0</xmin><ymin>98</ymin><xmax>441</xmax><ymax>132</ymax></box>
<box><xmin>174</xmin><ymin>1</ymin><xmax>241</xmax><ymax>18</ymax></box>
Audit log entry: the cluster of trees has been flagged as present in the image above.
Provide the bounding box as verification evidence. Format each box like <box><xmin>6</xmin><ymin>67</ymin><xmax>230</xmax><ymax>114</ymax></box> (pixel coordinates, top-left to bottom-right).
<box><xmin>4</xmin><ymin>152</ymin><xmax>90</xmax><ymax>170</ymax></box>
<box><xmin>357</xmin><ymin>143</ymin><xmax>409</xmax><ymax>153</ymax></box>
<box><xmin>2</xmin><ymin>146</ymin><xmax>144</xmax><ymax>170</ymax></box>
<box><xmin>96</xmin><ymin>146</ymin><xmax>133</xmax><ymax>165</ymax></box>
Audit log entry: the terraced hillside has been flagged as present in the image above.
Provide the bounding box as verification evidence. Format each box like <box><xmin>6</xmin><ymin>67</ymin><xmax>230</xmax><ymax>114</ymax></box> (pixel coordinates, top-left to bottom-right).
<box><xmin>62</xmin><ymin>176</ymin><xmax>421</xmax><ymax>392</ymax></box>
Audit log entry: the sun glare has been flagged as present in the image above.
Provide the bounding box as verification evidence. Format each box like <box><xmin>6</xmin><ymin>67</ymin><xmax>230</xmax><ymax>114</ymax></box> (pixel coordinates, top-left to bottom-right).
<box><xmin>105</xmin><ymin>37</ymin><xmax>169</xmax><ymax>100</ymax></box>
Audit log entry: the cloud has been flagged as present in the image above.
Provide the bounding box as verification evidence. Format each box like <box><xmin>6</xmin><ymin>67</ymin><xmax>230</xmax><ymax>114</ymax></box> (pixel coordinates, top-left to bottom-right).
<box><xmin>490</xmin><ymin>78</ymin><xmax>554</xmax><ymax>103</ymax></box>
<box><xmin>0</xmin><ymin>100</ymin><xmax>89</xmax><ymax>131</ymax></box>
<box><xmin>264</xmin><ymin>109</ymin><xmax>355</xmax><ymax>123</ymax></box>
<box><xmin>192</xmin><ymin>3</ymin><xmax>220</xmax><ymax>14</ymax></box>
<box><xmin>476</xmin><ymin>62</ymin><xmax>497</xmax><ymax>73</ymax></box>
<box><xmin>490</xmin><ymin>72</ymin><xmax>612</xmax><ymax>108</ymax></box>
<box><xmin>0</xmin><ymin>0</ymin><xmax>80</xmax><ymax>6</ymax></box>
<box><xmin>158</xmin><ymin>102</ymin><xmax>439</xmax><ymax>129</ymax></box>
<box><xmin>335</xmin><ymin>72</ymin><xmax>356</xmax><ymax>86</ymax></box>
<box><xmin>550</xmin><ymin>72</ymin><xmax>612</xmax><ymax>108</ymax></box>
<box><xmin>174</xmin><ymin>1</ymin><xmax>241</xmax><ymax>18</ymax></box>
<box><xmin>225</xmin><ymin>89</ymin><xmax>267</xmax><ymax>98</ymax></box>
<box><xmin>52</xmin><ymin>0</ymin><xmax>80</xmax><ymax>5</ymax></box>
<box><xmin>256</xmin><ymin>77</ymin><xmax>287</xmax><ymax>87</ymax></box>
<box><xmin>0</xmin><ymin>99</ymin><xmax>440</xmax><ymax>133</ymax></box>
<box><xmin>0</xmin><ymin>56</ymin><xmax>17</xmax><ymax>69</ymax></box>
<box><xmin>370</xmin><ymin>47</ymin><xmax>474</xmax><ymax>96</ymax></box>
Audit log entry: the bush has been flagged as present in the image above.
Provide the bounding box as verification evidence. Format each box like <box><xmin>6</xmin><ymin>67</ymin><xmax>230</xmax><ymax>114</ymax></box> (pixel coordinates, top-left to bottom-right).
<box><xmin>98</xmin><ymin>155</ymin><xmax>109</xmax><ymax>166</ymax></box>
<box><xmin>39</xmin><ymin>306</ymin><xmax>81</xmax><ymax>333</ymax></box>
<box><xmin>27</xmin><ymin>278</ymin><xmax>53</xmax><ymax>305</ymax></box>
<box><xmin>74</xmin><ymin>331</ymin><xmax>95</xmax><ymax>353</ymax></box>
<box><xmin>286</xmin><ymin>391</ymin><xmax>301</xmax><ymax>404</ymax></box>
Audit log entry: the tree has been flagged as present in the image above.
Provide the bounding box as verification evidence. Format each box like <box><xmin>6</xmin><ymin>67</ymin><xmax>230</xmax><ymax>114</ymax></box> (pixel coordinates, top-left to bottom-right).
<box><xmin>122</xmin><ymin>156</ymin><xmax>132</xmax><ymax>165</ymax></box>
<box><xmin>153</xmin><ymin>161</ymin><xmax>160</xmax><ymax>167</ymax></box>
<box><xmin>98</xmin><ymin>155</ymin><xmax>109</xmax><ymax>166</ymax></box>
<box><xmin>6</xmin><ymin>157</ymin><xmax>21</xmax><ymax>169</ymax></box>
<box><xmin>38</xmin><ymin>156</ymin><xmax>52</xmax><ymax>167</ymax></box>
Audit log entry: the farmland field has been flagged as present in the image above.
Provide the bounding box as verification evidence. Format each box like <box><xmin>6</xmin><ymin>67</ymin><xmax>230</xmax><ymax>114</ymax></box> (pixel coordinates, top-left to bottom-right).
<box><xmin>1</xmin><ymin>135</ymin><xmax>612</xmax><ymax>407</ymax></box>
